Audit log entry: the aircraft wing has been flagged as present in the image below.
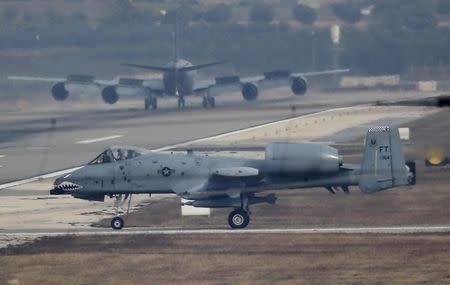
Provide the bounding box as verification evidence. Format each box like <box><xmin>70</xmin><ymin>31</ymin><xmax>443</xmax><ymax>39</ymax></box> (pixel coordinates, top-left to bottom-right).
<box><xmin>142</xmin><ymin>79</ymin><xmax>165</xmax><ymax>93</ymax></box>
<box><xmin>212</xmin><ymin>167</ymin><xmax>259</xmax><ymax>177</ymax></box>
<box><xmin>8</xmin><ymin>75</ymin><xmax>66</xmax><ymax>82</ymax></box>
<box><xmin>200</xmin><ymin>68</ymin><xmax>349</xmax><ymax>97</ymax></box>
<box><xmin>8</xmin><ymin>75</ymin><xmax>117</xmax><ymax>86</ymax></box>
<box><xmin>94</xmin><ymin>79</ymin><xmax>118</xmax><ymax>85</ymax></box>
<box><xmin>193</xmin><ymin>79</ymin><xmax>216</xmax><ymax>92</ymax></box>
<box><xmin>171</xmin><ymin>167</ymin><xmax>260</xmax><ymax>198</ymax></box>
<box><xmin>292</xmin><ymin>68</ymin><xmax>350</xmax><ymax>77</ymax></box>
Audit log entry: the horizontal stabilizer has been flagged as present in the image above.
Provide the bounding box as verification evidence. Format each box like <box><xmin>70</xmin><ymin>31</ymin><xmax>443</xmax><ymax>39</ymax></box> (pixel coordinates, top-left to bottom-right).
<box><xmin>122</xmin><ymin>61</ymin><xmax>226</xmax><ymax>72</ymax></box>
<box><xmin>121</xmin><ymin>63</ymin><xmax>173</xmax><ymax>72</ymax></box>
<box><xmin>179</xmin><ymin>61</ymin><xmax>227</xmax><ymax>72</ymax></box>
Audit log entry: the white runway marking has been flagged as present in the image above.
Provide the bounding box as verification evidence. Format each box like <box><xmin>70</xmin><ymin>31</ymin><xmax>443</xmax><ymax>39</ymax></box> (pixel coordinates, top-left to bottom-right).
<box><xmin>2</xmin><ymin>225</ymin><xmax>450</xmax><ymax>238</ymax></box>
<box><xmin>76</xmin><ymin>135</ymin><xmax>122</xmax><ymax>144</ymax></box>
<box><xmin>0</xmin><ymin>155</ymin><xmax>5</xmax><ymax>158</ymax></box>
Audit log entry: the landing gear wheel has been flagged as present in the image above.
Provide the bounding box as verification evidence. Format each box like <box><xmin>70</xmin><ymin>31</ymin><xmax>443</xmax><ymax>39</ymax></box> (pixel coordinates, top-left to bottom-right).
<box><xmin>202</xmin><ymin>96</ymin><xmax>215</xmax><ymax>109</ymax></box>
<box><xmin>151</xmin><ymin>97</ymin><xmax>157</xmax><ymax>110</ymax></box>
<box><xmin>145</xmin><ymin>97</ymin><xmax>157</xmax><ymax>110</ymax></box>
<box><xmin>111</xmin><ymin>216</ymin><xmax>124</xmax><ymax>230</ymax></box>
<box><xmin>228</xmin><ymin>209</ymin><xmax>250</xmax><ymax>229</ymax></box>
<box><xmin>208</xmin><ymin>97</ymin><xmax>215</xmax><ymax>108</ymax></box>
<box><xmin>177</xmin><ymin>97</ymin><xmax>185</xmax><ymax>109</ymax></box>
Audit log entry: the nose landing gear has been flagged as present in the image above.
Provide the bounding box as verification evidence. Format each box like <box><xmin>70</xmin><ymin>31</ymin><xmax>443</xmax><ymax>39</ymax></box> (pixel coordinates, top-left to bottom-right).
<box><xmin>110</xmin><ymin>194</ymin><xmax>132</xmax><ymax>230</ymax></box>
<box><xmin>111</xmin><ymin>216</ymin><xmax>124</xmax><ymax>230</ymax></box>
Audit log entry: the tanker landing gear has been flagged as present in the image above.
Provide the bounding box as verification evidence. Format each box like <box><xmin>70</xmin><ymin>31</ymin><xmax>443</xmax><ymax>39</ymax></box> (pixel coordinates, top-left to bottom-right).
<box><xmin>202</xmin><ymin>95</ymin><xmax>215</xmax><ymax>109</ymax></box>
<box><xmin>228</xmin><ymin>194</ymin><xmax>251</xmax><ymax>229</ymax></box>
<box><xmin>144</xmin><ymin>96</ymin><xmax>157</xmax><ymax>110</ymax></box>
<box><xmin>177</xmin><ymin>96</ymin><xmax>186</xmax><ymax>109</ymax></box>
<box><xmin>110</xmin><ymin>194</ymin><xmax>132</xmax><ymax>230</ymax></box>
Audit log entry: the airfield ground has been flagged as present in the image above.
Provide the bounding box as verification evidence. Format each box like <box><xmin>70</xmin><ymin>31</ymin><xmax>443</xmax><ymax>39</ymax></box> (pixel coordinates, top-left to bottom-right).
<box><xmin>0</xmin><ymin>90</ymin><xmax>449</xmax><ymax>284</ymax></box>
<box><xmin>1</xmin><ymin>233</ymin><xmax>449</xmax><ymax>285</ymax></box>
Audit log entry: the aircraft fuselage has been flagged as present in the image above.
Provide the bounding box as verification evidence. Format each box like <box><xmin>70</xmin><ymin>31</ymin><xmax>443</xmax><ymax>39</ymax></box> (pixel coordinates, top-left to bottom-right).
<box><xmin>162</xmin><ymin>59</ymin><xmax>196</xmax><ymax>96</ymax></box>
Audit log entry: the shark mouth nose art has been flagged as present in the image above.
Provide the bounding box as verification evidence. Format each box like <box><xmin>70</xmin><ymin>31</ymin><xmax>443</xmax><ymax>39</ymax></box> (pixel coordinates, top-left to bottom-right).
<box><xmin>56</xmin><ymin>181</ymin><xmax>82</xmax><ymax>191</ymax></box>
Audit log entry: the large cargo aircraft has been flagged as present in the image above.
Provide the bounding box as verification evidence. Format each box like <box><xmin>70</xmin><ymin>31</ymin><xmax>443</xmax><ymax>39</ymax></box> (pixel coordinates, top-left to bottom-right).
<box><xmin>9</xmin><ymin>15</ymin><xmax>348</xmax><ymax>110</ymax></box>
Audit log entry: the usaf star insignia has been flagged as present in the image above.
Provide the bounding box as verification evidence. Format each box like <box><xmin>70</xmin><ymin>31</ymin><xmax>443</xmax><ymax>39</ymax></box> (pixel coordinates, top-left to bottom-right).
<box><xmin>160</xmin><ymin>166</ymin><xmax>172</xmax><ymax>177</ymax></box>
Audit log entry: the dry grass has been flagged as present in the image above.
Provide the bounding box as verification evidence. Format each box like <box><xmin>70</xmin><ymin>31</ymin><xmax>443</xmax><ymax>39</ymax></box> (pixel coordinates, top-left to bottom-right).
<box><xmin>1</xmin><ymin>234</ymin><xmax>450</xmax><ymax>285</ymax></box>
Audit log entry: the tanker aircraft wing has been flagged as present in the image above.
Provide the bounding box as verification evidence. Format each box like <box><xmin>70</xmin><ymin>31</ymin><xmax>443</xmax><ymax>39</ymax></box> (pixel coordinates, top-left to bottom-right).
<box><xmin>205</xmin><ymin>68</ymin><xmax>349</xmax><ymax>101</ymax></box>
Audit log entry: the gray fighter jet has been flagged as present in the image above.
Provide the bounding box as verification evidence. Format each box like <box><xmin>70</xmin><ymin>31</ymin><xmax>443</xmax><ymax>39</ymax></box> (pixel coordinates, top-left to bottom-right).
<box><xmin>51</xmin><ymin>126</ymin><xmax>416</xmax><ymax>230</ymax></box>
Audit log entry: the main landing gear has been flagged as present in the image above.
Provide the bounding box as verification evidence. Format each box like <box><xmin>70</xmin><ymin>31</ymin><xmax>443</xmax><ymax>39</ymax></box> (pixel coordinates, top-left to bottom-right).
<box><xmin>228</xmin><ymin>194</ymin><xmax>251</xmax><ymax>229</ymax></box>
<box><xmin>177</xmin><ymin>96</ymin><xmax>186</xmax><ymax>109</ymax></box>
<box><xmin>144</xmin><ymin>96</ymin><xmax>157</xmax><ymax>110</ymax></box>
<box><xmin>202</xmin><ymin>95</ymin><xmax>215</xmax><ymax>109</ymax></box>
<box><xmin>110</xmin><ymin>194</ymin><xmax>132</xmax><ymax>230</ymax></box>
<box><xmin>228</xmin><ymin>209</ymin><xmax>250</xmax><ymax>229</ymax></box>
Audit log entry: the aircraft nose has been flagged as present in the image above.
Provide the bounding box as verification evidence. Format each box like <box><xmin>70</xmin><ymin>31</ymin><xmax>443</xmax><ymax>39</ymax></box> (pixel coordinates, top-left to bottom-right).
<box><xmin>50</xmin><ymin>175</ymin><xmax>83</xmax><ymax>195</ymax></box>
<box><xmin>50</xmin><ymin>176</ymin><xmax>63</xmax><ymax>195</ymax></box>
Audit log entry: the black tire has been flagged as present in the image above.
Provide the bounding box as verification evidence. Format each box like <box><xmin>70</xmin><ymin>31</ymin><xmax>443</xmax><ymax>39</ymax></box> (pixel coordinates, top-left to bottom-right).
<box><xmin>152</xmin><ymin>97</ymin><xmax>158</xmax><ymax>110</ymax></box>
<box><xmin>202</xmin><ymin>97</ymin><xmax>208</xmax><ymax>108</ymax></box>
<box><xmin>111</xmin><ymin>216</ymin><xmax>124</xmax><ymax>230</ymax></box>
<box><xmin>178</xmin><ymin>98</ymin><xmax>185</xmax><ymax>109</ymax></box>
<box><xmin>208</xmin><ymin>97</ymin><xmax>215</xmax><ymax>108</ymax></box>
<box><xmin>228</xmin><ymin>209</ymin><xmax>250</xmax><ymax>229</ymax></box>
<box><xmin>144</xmin><ymin>98</ymin><xmax>150</xmax><ymax>110</ymax></box>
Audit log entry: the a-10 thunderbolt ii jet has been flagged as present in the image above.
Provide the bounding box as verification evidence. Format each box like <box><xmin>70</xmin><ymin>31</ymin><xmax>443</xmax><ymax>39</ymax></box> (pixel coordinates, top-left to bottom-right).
<box><xmin>51</xmin><ymin>127</ymin><xmax>416</xmax><ymax>230</ymax></box>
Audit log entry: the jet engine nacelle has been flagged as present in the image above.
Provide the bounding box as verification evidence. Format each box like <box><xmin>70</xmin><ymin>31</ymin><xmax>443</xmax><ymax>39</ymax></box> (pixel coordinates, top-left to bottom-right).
<box><xmin>102</xmin><ymin>86</ymin><xmax>119</xmax><ymax>104</ymax></box>
<box><xmin>51</xmin><ymin>82</ymin><xmax>69</xmax><ymax>101</ymax></box>
<box><xmin>242</xmin><ymin>82</ymin><xmax>258</xmax><ymax>101</ymax></box>
<box><xmin>265</xmin><ymin>142</ymin><xmax>340</xmax><ymax>175</ymax></box>
<box><xmin>291</xmin><ymin>76</ymin><xmax>308</xmax><ymax>96</ymax></box>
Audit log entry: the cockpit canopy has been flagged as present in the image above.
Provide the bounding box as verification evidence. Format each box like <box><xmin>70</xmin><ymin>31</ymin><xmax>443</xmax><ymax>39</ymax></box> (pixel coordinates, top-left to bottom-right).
<box><xmin>89</xmin><ymin>146</ymin><xmax>149</xmax><ymax>165</ymax></box>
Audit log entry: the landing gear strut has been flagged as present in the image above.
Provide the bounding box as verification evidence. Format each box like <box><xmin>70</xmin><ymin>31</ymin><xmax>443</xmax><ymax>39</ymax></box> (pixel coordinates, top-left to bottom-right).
<box><xmin>202</xmin><ymin>95</ymin><xmax>215</xmax><ymax>109</ymax></box>
<box><xmin>110</xmin><ymin>194</ymin><xmax>132</xmax><ymax>230</ymax></box>
<box><xmin>177</xmin><ymin>96</ymin><xmax>185</xmax><ymax>109</ymax></box>
<box><xmin>144</xmin><ymin>96</ymin><xmax>157</xmax><ymax>110</ymax></box>
<box><xmin>228</xmin><ymin>194</ymin><xmax>250</xmax><ymax>229</ymax></box>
